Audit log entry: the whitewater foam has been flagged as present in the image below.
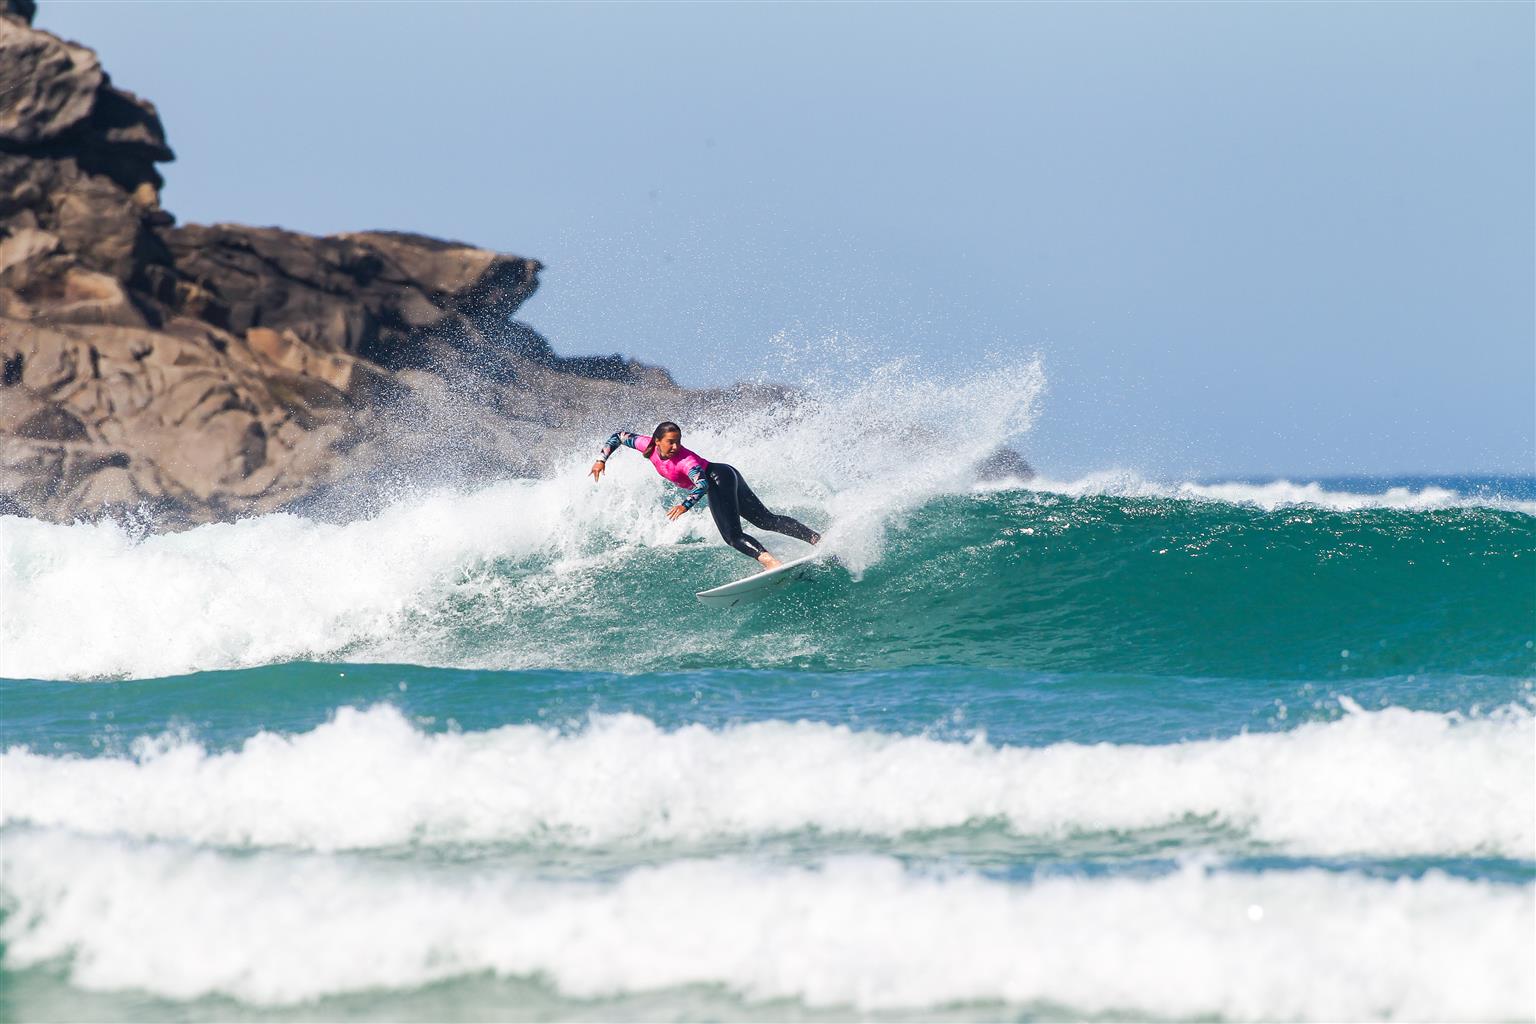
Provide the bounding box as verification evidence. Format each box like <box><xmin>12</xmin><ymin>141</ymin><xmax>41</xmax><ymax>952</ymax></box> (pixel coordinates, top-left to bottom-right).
<box><xmin>0</xmin><ymin>358</ymin><xmax>1046</xmax><ymax>680</ymax></box>
<box><xmin>1</xmin><ymin>831</ymin><xmax>1529</xmax><ymax>1018</ymax></box>
<box><xmin>1</xmin><ymin>484</ymin><xmax>554</xmax><ymax>679</ymax></box>
<box><xmin>6</xmin><ymin>703</ymin><xmax>1531</xmax><ymax>857</ymax></box>
<box><xmin>1025</xmin><ymin>471</ymin><xmax>1536</xmax><ymax>515</ymax></box>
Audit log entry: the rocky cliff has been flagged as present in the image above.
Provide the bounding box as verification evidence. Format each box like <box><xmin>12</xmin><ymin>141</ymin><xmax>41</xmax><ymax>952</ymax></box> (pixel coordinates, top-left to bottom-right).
<box><xmin>1</xmin><ymin>5</ymin><xmax>1030</xmax><ymax>527</ymax></box>
<box><xmin>0</xmin><ymin>3</ymin><xmax>729</xmax><ymax>527</ymax></box>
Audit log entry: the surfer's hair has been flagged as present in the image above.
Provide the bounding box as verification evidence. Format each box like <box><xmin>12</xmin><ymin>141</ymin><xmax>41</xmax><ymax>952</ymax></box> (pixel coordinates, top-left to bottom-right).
<box><xmin>643</xmin><ymin>421</ymin><xmax>682</xmax><ymax>459</ymax></box>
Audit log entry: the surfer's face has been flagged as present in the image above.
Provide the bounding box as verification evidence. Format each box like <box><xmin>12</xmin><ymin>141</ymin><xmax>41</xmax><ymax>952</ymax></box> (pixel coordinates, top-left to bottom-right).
<box><xmin>655</xmin><ymin>432</ymin><xmax>681</xmax><ymax>459</ymax></box>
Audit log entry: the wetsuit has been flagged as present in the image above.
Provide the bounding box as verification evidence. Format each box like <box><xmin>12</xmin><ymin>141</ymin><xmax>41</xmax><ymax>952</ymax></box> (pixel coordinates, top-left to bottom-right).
<box><xmin>598</xmin><ymin>431</ymin><xmax>821</xmax><ymax>560</ymax></box>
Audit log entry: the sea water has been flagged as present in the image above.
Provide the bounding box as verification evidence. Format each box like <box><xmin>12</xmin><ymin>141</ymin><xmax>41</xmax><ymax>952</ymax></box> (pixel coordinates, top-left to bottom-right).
<box><xmin>2</xmin><ymin>363</ymin><xmax>1533</xmax><ymax>1021</ymax></box>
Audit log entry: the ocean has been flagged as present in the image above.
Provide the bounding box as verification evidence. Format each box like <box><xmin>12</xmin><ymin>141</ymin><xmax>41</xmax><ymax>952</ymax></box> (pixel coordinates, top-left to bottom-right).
<box><xmin>2</xmin><ymin>367</ymin><xmax>1533</xmax><ymax>1021</ymax></box>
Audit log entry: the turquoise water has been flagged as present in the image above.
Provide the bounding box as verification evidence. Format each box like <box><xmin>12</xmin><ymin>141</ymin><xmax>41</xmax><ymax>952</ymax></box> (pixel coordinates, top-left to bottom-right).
<box><xmin>2</xmin><ymin>469</ymin><xmax>1534</xmax><ymax>1021</ymax></box>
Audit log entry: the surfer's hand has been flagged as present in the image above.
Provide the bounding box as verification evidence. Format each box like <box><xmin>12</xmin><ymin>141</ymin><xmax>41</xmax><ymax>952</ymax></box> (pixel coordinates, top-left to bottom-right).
<box><xmin>666</xmin><ymin>504</ymin><xmax>687</xmax><ymax>521</ymax></box>
<box><xmin>589</xmin><ymin>461</ymin><xmax>605</xmax><ymax>482</ymax></box>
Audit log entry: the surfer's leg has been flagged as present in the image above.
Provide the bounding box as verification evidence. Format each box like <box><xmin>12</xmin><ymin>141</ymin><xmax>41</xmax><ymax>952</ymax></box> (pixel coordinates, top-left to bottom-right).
<box><xmin>705</xmin><ymin>465</ymin><xmax>770</xmax><ymax>561</ymax></box>
<box><xmin>734</xmin><ymin>474</ymin><xmax>821</xmax><ymax>545</ymax></box>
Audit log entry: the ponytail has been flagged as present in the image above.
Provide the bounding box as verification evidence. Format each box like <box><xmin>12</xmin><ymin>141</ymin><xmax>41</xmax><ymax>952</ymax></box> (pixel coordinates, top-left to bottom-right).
<box><xmin>643</xmin><ymin>421</ymin><xmax>681</xmax><ymax>459</ymax></box>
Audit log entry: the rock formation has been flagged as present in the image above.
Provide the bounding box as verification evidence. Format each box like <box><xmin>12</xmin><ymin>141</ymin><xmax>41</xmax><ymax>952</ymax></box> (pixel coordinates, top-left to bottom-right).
<box><xmin>1</xmin><ymin>3</ymin><xmax>1027</xmax><ymax>528</ymax></box>
<box><xmin>0</xmin><ymin>3</ymin><xmax>720</xmax><ymax>527</ymax></box>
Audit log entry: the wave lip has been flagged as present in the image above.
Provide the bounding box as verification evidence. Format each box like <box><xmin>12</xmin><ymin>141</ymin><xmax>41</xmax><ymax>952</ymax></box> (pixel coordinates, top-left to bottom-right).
<box><xmin>2</xmin><ymin>831</ymin><xmax>1531</xmax><ymax>1019</ymax></box>
<box><xmin>5</xmin><ymin>703</ymin><xmax>1532</xmax><ymax>857</ymax></box>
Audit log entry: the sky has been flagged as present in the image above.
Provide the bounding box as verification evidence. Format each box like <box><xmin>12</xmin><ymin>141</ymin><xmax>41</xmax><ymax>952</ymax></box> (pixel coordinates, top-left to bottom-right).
<box><xmin>37</xmin><ymin>1</ymin><xmax>1535</xmax><ymax>478</ymax></box>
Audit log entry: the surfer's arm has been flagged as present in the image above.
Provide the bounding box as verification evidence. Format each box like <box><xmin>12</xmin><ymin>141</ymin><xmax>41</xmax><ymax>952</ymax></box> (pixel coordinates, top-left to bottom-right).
<box><xmin>591</xmin><ymin>430</ymin><xmax>641</xmax><ymax>482</ymax></box>
<box><xmin>666</xmin><ymin>467</ymin><xmax>708</xmax><ymax>520</ymax></box>
<box><xmin>596</xmin><ymin>430</ymin><xmax>641</xmax><ymax>462</ymax></box>
<box><xmin>678</xmin><ymin>466</ymin><xmax>708</xmax><ymax>510</ymax></box>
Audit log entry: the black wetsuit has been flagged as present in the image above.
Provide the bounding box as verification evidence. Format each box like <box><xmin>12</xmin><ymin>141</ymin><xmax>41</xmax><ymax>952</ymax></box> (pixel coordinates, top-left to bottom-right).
<box><xmin>704</xmin><ymin>463</ymin><xmax>820</xmax><ymax>560</ymax></box>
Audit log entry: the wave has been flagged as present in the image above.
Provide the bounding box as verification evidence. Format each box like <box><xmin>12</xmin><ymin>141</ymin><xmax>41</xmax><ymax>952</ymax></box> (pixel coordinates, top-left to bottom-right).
<box><xmin>6</xmin><ymin>702</ymin><xmax>1531</xmax><ymax>857</ymax></box>
<box><xmin>0</xmin><ymin>357</ymin><xmax>1034</xmax><ymax>680</ymax></box>
<box><xmin>3</xmin><ymin>484</ymin><xmax>1530</xmax><ymax>681</ymax></box>
<box><xmin>2</xmin><ymin>830</ymin><xmax>1530</xmax><ymax>1018</ymax></box>
<box><xmin>2</xmin><ymin>355</ymin><xmax>1531</xmax><ymax>680</ymax></box>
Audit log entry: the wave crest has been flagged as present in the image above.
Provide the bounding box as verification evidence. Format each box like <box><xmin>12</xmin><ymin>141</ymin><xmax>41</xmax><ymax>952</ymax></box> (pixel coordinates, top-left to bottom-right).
<box><xmin>2</xmin><ymin>831</ymin><xmax>1530</xmax><ymax>1017</ymax></box>
<box><xmin>6</xmin><ymin>703</ymin><xmax>1532</xmax><ymax>857</ymax></box>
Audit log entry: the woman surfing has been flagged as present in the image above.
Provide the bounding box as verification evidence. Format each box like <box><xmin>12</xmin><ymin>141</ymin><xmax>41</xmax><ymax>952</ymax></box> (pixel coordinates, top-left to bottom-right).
<box><xmin>589</xmin><ymin>421</ymin><xmax>820</xmax><ymax>571</ymax></box>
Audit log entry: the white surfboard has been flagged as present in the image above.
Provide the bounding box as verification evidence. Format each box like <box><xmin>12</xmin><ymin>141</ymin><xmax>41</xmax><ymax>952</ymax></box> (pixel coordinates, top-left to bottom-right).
<box><xmin>696</xmin><ymin>551</ymin><xmax>828</xmax><ymax>608</ymax></box>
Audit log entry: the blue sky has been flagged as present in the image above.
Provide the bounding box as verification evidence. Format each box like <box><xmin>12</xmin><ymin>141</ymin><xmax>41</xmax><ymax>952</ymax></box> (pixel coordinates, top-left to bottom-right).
<box><xmin>40</xmin><ymin>1</ymin><xmax>1534</xmax><ymax>477</ymax></box>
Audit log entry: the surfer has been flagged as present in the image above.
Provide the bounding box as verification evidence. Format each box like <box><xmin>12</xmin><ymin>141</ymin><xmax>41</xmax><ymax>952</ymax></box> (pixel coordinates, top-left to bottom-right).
<box><xmin>589</xmin><ymin>421</ymin><xmax>820</xmax><ymax>571</ymax></box>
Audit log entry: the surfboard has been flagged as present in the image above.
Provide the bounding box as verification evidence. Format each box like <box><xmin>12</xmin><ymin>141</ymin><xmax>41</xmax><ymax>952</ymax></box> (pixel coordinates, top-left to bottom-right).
<box><xmin>696</xmin><ymin>551</ymin><xmax>828</xmax><ymax>608</ymax></box>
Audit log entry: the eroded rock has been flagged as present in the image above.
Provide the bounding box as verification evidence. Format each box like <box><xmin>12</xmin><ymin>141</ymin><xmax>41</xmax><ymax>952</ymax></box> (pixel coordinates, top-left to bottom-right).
<box><xmin>1</xmin><ymin>9</ymin><xmax>730</xmax><ymax>528</ymax></box>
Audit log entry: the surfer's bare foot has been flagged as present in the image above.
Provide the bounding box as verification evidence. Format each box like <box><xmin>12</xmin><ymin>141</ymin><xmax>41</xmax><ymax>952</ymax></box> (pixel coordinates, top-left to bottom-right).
<box><xmin>758</xmin><ymin>553</ymin><xmax>782</xmax><ymax>571</ymax></box>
